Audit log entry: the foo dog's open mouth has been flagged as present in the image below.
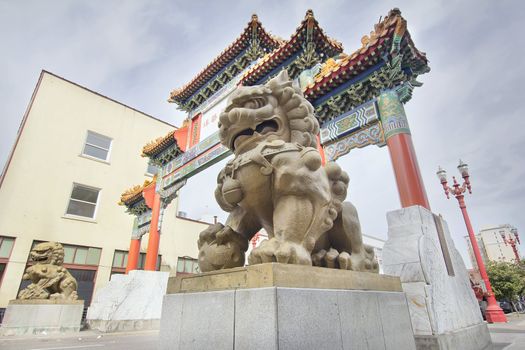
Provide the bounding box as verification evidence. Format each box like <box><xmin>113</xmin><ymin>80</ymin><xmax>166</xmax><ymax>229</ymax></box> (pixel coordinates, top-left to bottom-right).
<box><xmin>232</xmin><ymin>120</ymin><xmax>279</xmax><ymax>151</ymax></box>
<box><xmin>31</xmin><ymin>252</ymin><xmax>50</xmax><ymax>262</ymax></box>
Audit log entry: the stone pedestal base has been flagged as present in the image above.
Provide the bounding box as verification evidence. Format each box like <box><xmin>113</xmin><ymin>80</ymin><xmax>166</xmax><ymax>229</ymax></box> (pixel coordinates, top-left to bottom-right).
<box><xmin>159</xmin><ymin>263</ymin><xmax>417</xmax><ymax>350</ymax></box>
<box><xmin>86</xmin><ymin>270</ymin><xmax>169</xmax><ymax>332</ymax></box>
<box><xmin>0</xmin><ymin>299</ymin><xmax>84</xmax><ymax>336</ymax></box>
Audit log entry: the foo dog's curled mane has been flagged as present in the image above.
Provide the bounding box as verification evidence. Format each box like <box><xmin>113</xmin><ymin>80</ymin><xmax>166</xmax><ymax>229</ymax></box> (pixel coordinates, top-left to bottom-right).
<box><xmin>198</xmin><ymin>70</ymin><xmax>378</xmax><ymax>273</ymax></box>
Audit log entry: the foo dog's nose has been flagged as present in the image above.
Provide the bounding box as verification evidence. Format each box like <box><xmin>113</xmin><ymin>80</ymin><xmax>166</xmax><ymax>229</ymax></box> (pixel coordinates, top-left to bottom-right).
<box><xmin>228</xmin><ymin>109</ymin><xmax>241</xmax><ymax>124</ymax></box>
<box><xmin>219</xmin><ymin>111</ymin><xmax>230</xmax><ymax>127</ymax></box>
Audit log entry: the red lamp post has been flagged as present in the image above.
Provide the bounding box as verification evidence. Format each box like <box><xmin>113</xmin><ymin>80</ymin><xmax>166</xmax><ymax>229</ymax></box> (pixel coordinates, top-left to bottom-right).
<box><xmin>436</xmin><ymin>160</ymin><xmax>507</xmax><ymax>323</ymax></box>
<box><xmin>500</xmin><ymin>227</ymin><xmax>521</xmax><ymax>263</ymax></box>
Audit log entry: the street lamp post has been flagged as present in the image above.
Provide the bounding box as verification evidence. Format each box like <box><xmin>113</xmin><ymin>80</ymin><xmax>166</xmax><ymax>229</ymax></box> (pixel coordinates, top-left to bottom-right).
<box><xmin>436</xmin><ymin>160</ymin><xmax>507</xmax><ymax>323</ymax></box>
<box><xmin>500</xmin><ymin>228</ymin><xmax>521</xmax><ymax>263</ymax></box>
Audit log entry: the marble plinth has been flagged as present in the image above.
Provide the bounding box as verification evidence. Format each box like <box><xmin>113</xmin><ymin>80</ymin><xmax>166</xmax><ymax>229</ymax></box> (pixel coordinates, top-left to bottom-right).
<box><xmin>168</xmin><ymin>262</ymin><xmax>402</xmax><ymax>293</ymax></box>
<box><xmin>0</xmin><ymin>299</ymin><xmax>84</xmax><ymax>336</ymax></box>
<box><xmin>86</xmin><ymin>270</ymin><xmax>169</xmax><ymax>332</ymax></box>
<box><xmin>382</xmin><ymin>206</ymin><xmax>493</xmax><ymax>350</ymax></box>
<box><xmin>159</xmin><ymin>264</ymin><xmax>416</xmax><ymax>350</ymax></box>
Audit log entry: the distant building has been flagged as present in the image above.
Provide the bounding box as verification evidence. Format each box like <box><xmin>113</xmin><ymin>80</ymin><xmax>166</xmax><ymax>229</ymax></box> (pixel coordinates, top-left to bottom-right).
<box><xmin>465</xmin><ymin>224</ymin><xmax>520</xmax><ymax>266</ymax></box>
<box><xmin>0</xmin><ymin>71</ymin><xmax>207</xmax><ymax>312</ymax></box>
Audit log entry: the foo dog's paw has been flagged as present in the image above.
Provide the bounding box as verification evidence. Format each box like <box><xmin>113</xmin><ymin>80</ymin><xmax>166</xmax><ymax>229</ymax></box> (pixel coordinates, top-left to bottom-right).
<box><xmin>198</xmin><ymin>223</ymin><xmax>224</xmax><ymax>249</ymax></box>
<box><xmin>312</xmin><ymin>248</ymin><xmax>344</xmax><ymax>268</ymax></box>
<box><xmin>248</xmin><ymin>238</ymin><xmax>311</xmax><ymax>265</ymax></box>
<box><xmin>198</xmin><ymin>223</ymin><xmax>248</xmax><ymax>272</ymax></box>
<box><xmin>18</xmin><ymin>284</ymin><xmax>49</xmax><ymax>300</ymax></box>
<box><xmin>312</xmin><ymin>246</ymin><xmax>379</xmax><ymax>272</ymax></box>
<box><xmin>325</xmin><ymin>162</ymin><xmax>349</xmax><ymax>203</ymax></box>
<box><xmin>50</xmin><ymin>293</ymin><xmax>64</xmax><ymax>300</ymax></box>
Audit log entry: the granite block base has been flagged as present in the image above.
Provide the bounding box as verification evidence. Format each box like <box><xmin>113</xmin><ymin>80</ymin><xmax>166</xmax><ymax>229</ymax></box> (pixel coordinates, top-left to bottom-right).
<box><xmin>159</xmin><ymin>287</ymin><xmax>416</xmax><ymax>350</ymax></box>
<box><xmin>86</xmin><ymin>270</ymin><xmax>169</xmax><ymax>332</ymax></box>
<box><xmin>0</xmin><ymin>299</ymin><xmax>84</xmax><ymax>336</ymax></box>
<box><xmin>383</xmin><ymin>206</ymin><xmax>493</xmax><ymax>349</ymax></box>
<box><xmin>415</xmin><ymin>322</ymin><xmax>493</xmax><ymax>350</ymax></box>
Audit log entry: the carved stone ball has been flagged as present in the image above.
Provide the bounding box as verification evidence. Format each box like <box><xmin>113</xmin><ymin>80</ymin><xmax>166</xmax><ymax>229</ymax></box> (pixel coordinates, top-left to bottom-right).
<box><xmin>221</xmin><ymin>178</ymin><xmax>244</xmax><ymax>206</ymax></box>
<box><xmin>198</xmin><ymin>241</ymin><xmax>244</xmax><ymax>272</ymax></box>
<box><xmin>302</xmin><ymin>149</ymin><xmax>322</xmax><ymax>171</ymax></box>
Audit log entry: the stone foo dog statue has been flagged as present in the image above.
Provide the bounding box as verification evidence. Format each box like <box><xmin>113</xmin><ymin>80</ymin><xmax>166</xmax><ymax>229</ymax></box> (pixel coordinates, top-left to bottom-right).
<box><xmin>198</xmin><ymin>71</ymin><xmax>378</xmax><ymax>273</ymax></box>
<box><xmin>18</xmin><ymin>242</ymin><xmax>79</xmax><ymax>301</ymax></box>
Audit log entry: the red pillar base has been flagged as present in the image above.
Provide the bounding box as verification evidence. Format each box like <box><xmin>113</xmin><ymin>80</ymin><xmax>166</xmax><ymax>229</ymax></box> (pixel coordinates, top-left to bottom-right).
<box><xmin>125</xmin><ymin>238</ymin><xmax>141</xmax><ymax>274</ymax></box>
<box><xmin>485</xmin><ymin>303</ymin><xmax>507</xmax><ymax>323</ymax></box>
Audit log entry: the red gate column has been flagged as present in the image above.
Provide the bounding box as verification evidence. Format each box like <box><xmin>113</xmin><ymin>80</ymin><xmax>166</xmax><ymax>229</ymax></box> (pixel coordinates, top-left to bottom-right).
<box><xmin>316</xmin><ymin>134</ymin><xmax>326</xmax><ymax>166</ymax></box>
<box><xmin>143</xmin><ymin>181</ymin><xmax>162</xmax><ymax>271</ymax></box>
<box><xmin>125</xmin><ymin>238</ymin><xmax>141</xmax><ymax>274</ymax></box>
<box><xmin>378</xmin><ymin>89</ymin><xmax>430</xmax><ymax>210</ymax></box>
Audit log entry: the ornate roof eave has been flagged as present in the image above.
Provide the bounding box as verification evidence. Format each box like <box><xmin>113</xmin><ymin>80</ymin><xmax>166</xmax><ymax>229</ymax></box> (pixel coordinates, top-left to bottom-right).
<box><xmin>168</xmin><ymin>14</ymin><xmax>282</xmax><ymax>106</ymax></box>
<box><xmin>303</xmin><ymin>8</ymin><xmax>429</xmax><ymax>106</ymax></box>
<box><xmin>119</xmin><ymin>179</ymin><xmax>153</xmax><ymax>208</ymax></box>
<box><xmin>240</xmin><ymin>9</ymin><xmax>344</xmax><ymax>86</ymax></box>
<box><xmin>141</xmin><ymin>124</ymin><xmax>188</xmax><ymax>159</ymax></box>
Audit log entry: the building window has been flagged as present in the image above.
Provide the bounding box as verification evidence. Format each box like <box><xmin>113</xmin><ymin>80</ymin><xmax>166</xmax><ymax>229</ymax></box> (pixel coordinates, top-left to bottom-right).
<box><xmin>113</xmin><ymin>250</ymin><xmax>129</xmax><ymax>269</ymax></box>
<box><xmin>66</xmin><ymin>184</ymin><xmax>100</xmax><ymax>219</ymax></box>
<box><xmin>176</xmin><ymin>256</ymin><xmax>199</xmax><ymax>274</ymax></box>
<box><xmin>63</xmin><ymin>245</ymin><xmax>102</xmax><ymax>265</ymax></box>
<box><xmin>146</xmin><ymin>163</ymin><xmax>158</xmax><ymax>176</ymax></box>
<box><xmin>0</xmin><ymin>236</ymin><xmax>15</xmax><ymax>288</ymax></box>
<box><xmin>82</xmin><ymin>131</ymin><xmax>112</xmax><ymax>161</ymax></box>
<box><xmin>0</xmin><ymin>237</ymin><xmax>15</xmax><ymax>259</ymax></box>
<box><xmin>29</xmin><ymin>241</ymin><xmax>101</xmax><ymax>266</ymax></box>
<box><xmin>111</xmin><ymin>250</ymin><xmax>161</xmax><ymax>273</ymax></box>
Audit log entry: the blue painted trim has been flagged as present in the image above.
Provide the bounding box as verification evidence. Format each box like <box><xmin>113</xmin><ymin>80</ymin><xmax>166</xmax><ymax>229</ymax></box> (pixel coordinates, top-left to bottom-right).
<box><xmin>311</xmin><ymin>61</ymin><xmax>386</xmax><ymax>107</ymax></box>
<box><xmin>252</xmin><ymin>51</ymin><xmax>302</xmax><ymax>85</ymax></box>
<box><xmin>320</xmin><ymin>99</ymin><xmax>376</xmax><ymax>129</ymax></box>
<box><xmin>182</xmin><ymin>48</ymin><xmax>249</xmax><ymax>106</ymax></box>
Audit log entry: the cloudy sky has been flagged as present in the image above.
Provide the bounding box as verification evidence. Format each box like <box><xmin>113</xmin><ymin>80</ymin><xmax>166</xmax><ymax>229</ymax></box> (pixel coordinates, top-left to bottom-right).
<box><xmin>1</xmin><ymin>0</ymin><xmax>524</xmax><ymax>266</ymax></box>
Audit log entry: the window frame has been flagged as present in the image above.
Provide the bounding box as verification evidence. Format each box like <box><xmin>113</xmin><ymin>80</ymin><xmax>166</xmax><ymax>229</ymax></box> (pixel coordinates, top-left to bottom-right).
<box><xmin>29</xmin><ymin>241</ymin><xmax>102</xmax><ymax>267</ymax></box>
<box><xmin>81</xmin><ymin>130</ymin><xmax>113</xmax><ymax>163</ymax></box>
<box><xmin>0</xmin><ymin>236</ymin><xmax>15</xmax><ymax>261</ymax></box>
<box><xmin>64</xmin><ymin>183</ymin><xmax>101</xmax><ymax>220</ymax></box>
<box><xmin>111</xmin><ymin>250</ymin><xmax>161</xmax><ymax>273</ymax></box>
<box><xmin>176</xmin><ymin>256</ymin><xmax>199</xmax><ymax>274</ymax></box>
<box><xmin>145</xmin><ymin>162</ymin><xmax>158</xmax><ymax>177</ymax></box>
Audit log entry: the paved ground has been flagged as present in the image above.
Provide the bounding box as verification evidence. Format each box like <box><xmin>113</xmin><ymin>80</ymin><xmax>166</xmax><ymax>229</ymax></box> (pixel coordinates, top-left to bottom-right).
<box><xmin>1</xmin><ymin>314</ymin><xmax>524</xmax><ymax>350</ymax></box>
<box><xmin>0</xmin><ymin>330</ymin><xmax>158</xmax><ymax>350</ymax></box>
<box><xmin>489</xmin><ymin>313</ymin><xmax>525</xmax><ymax>350</ymax></box>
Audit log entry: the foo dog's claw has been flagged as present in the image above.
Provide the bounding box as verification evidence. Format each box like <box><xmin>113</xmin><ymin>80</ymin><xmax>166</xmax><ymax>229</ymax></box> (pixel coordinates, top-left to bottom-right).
<box><xmin>325</xmin><ymin>248</ymin><xmax>339</xmax><ymax>268</ymax></box>
<box><xmin>275</xmin><ymin>247</ymin><xmax>292</xmax><ymax>264</ymax></box>
<box><xmin>249</xmin><ymin>238</ymin><xmax>311</xmax><ymax>266</ymax></box>
<box><xmin>312</xmin><ymin>249</ymin><xmax>327</xmax><ymax>266</ymax></box>
<box><xmin>338</xmin><ymin>251</ymin><xmax>352</xmax><ymax>270</ymax></box>
<box><xmin>310</xmin><ymin>248</ymin><xmax>378</xmax><ymax>272</ymax></box>
<box><xmin>345</xmin><ymin>246</ymin><xmax>379</xmax><ymax>273</ymax></box>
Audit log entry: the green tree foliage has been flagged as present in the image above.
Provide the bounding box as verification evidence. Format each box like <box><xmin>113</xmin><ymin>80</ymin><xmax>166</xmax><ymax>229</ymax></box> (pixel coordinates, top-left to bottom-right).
<box><xmin>486</xmin><ymin>261</ymin><xmax>525</xmax><ymax>301</ymax></box>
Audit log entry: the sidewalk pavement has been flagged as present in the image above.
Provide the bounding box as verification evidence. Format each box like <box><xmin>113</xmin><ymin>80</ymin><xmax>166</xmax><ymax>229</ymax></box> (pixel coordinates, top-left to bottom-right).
<box><xmin>0</xmin><ymin>314</ymin><xmax>524</xmax><ymax>350</ymax></box>
<box><xmin>489</xmin><ymin>312</ymin><xmax>525</xmax><ymax>350</ymax></box>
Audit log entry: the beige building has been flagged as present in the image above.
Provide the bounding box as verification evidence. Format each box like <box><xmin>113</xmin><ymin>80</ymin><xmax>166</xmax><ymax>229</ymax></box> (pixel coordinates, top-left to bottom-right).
<box><xmin>466</xmin><ymin>224</ymin><xmax>520</xmax><ymax>266</ymax></box>
<box><xmin>0</xmin><ymin>71</ymin><xmax>207</xmax><ymax>311</ymax></box>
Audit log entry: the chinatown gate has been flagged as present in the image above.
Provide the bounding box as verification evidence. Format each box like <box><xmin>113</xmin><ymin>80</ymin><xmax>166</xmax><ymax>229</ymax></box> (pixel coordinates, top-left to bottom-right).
<box><xmin>120</xmin><ymin>8</ymin><xmax>431</xmax><ymax>273</ymax></box>
<box><xmin>108</xmin><ymin>9</ymin><xmax>497</xmax><ymax>348</ymax></box>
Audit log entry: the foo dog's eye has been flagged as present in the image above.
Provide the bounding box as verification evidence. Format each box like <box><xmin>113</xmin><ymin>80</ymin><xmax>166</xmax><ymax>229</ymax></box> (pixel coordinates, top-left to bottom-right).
<box><xmin>243</xmin><ymin>97</ymin><xmax>265</xmax><ymax>109</ymax></box>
